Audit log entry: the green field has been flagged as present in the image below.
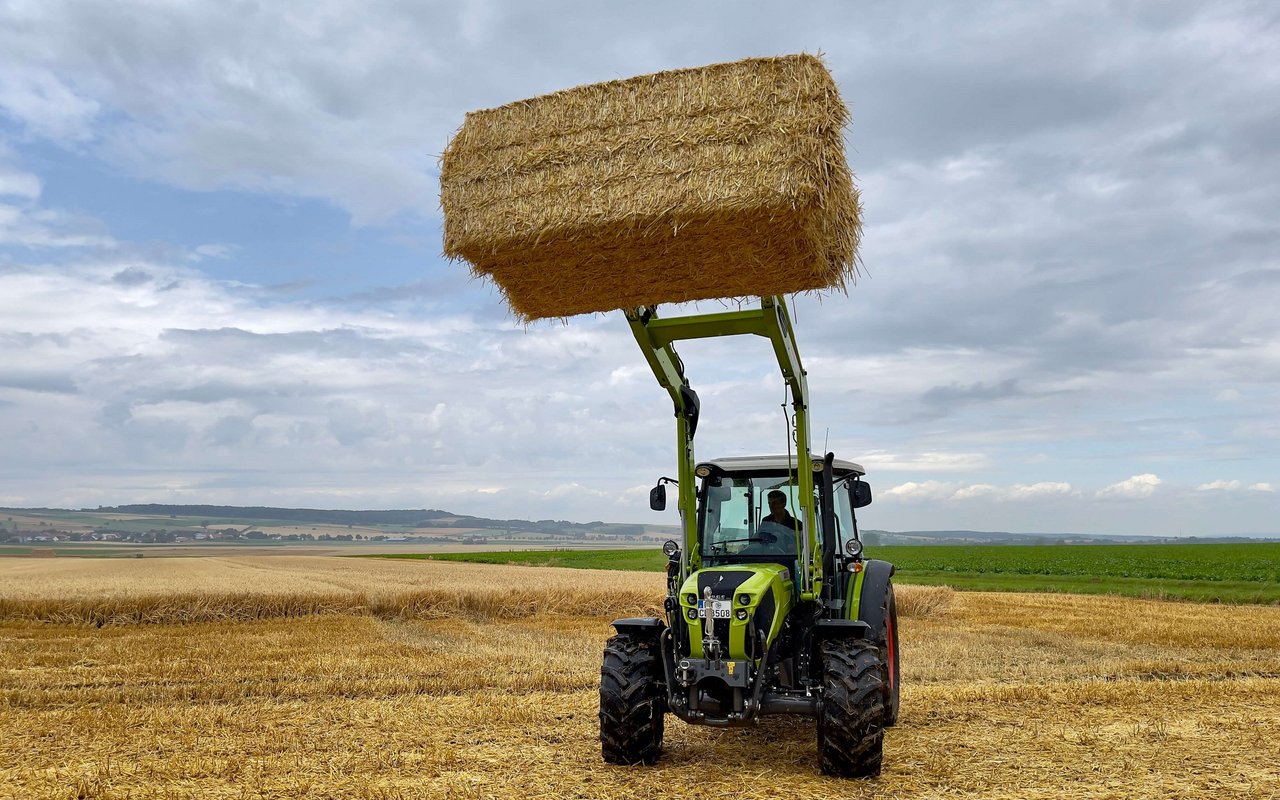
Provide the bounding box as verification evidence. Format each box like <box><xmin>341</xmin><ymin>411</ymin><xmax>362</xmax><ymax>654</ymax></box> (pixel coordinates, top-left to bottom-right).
<box><xmin>0</xmin><ymin>541</ymin><xmax>291</xmax><ymax>557</ymax></box>
<box><xmin>0</xmin><ymin>546</ymin><xmax>144</xmax><ymax>558</ymax></box>
<box><xmin>372</xmin><ymin>542</ymin><xmax>1280</xmax><ymax>604</ymax></box>
<box><xmin>371</xmin><ymin>548</ymin><xmax>665</xmax><ymax>573</ymax></box>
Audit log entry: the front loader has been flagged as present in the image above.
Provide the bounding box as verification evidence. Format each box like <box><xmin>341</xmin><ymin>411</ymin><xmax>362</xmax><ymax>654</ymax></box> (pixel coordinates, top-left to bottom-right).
<box><xmin>598</xmin><ymin>297</ymin><xmax>900</xmax><ymax>778</ymax></box>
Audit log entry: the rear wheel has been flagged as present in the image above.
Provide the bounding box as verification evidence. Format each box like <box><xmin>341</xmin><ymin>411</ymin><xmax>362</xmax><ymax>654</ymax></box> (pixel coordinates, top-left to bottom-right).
<box><xmin>817</xmin><ymin>638</ymin><xmax>885</xmax><ymax>778</ymax></box>
<box><xmin>599</xmin><ymin>634</ymin><xmax>665</xmax><ymax>765</ymax></box>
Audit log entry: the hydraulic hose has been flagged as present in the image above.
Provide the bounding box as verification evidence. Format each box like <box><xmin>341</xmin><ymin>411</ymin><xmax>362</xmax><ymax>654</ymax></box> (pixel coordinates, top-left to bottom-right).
<box><xmin>820</xmin><ymin>451</ymin><xmax>837</xmax><ymax>608</ymax></box>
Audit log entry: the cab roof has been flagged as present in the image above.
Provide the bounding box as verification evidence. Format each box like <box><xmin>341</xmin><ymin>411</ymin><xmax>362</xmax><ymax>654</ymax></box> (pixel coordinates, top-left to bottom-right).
<box><xmin>698</xmin><ymin>454</ymin><xmax>866</xmax><ymax>477</ymax></box>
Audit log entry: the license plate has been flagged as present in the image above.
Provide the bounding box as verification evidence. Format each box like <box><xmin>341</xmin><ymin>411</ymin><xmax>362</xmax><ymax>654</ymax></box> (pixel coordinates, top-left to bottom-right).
<box><xmin>698</xmin><ymin>599</ymin><xmax>731</xmax><ymax>619</ymax></box>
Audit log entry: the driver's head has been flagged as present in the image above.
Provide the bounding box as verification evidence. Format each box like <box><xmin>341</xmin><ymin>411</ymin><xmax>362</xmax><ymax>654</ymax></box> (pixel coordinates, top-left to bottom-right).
<box><xmin>767</xmin><ymin>490</ymin><xmax>788</xmax><ymax>515</ymax></box>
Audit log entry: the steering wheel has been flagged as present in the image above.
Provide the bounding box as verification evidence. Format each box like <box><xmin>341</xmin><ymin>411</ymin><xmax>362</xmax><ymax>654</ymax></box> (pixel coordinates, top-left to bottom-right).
<box><xmin>716</xmin><ymin>536</ymin><xmax>771</xmax><ymax>546</ymax></box>
<box><xmin>757</xmin><ymin>521</ymin><xmax>793</xmax><ymax>541</ymax></box>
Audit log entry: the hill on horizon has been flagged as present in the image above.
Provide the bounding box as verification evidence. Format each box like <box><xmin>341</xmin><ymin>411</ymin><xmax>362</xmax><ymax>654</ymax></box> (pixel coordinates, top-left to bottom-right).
<box><xmin>2</xmin><ymin>505</ymin><xmax>1273</xmax><ymax>545</ymax></box>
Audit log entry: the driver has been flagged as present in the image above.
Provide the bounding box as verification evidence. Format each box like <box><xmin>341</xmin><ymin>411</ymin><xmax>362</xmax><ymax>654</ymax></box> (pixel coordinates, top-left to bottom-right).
<box><xmin>742</xmin><ymin>490</ymin><xmax>799</xmax><ymax>556</ymax></box>
<box><xmin>763</xmin><ymin>490</ymin><xmax>799</xmax><ymax>532</ymax></box>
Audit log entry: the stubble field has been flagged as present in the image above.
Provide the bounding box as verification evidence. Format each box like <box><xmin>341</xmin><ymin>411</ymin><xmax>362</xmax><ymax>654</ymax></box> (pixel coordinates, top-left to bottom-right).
<box><xmin>2</xmin><ymin>556</ymin><xmax>1278</xmax><ymax>799</ymax></box>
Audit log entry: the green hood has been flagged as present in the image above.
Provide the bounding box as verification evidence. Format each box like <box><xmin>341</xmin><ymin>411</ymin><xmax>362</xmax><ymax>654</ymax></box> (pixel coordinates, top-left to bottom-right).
<box><xmin>678</xmin><ymin>563</ymin><xmax>795</xmax><ymax>660</ymax></box>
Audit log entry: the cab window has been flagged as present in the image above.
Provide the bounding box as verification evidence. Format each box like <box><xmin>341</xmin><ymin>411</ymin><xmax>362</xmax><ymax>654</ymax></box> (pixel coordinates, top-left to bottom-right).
<box><xmin>702</xmin><ymin>476</ymin><xmax>799</xmax><ymax>560</ymax></box>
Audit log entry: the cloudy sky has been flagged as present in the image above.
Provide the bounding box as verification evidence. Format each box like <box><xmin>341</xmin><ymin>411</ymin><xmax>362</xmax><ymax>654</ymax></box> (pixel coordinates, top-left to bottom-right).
<box><xmin>1</xmin><ymin>1</ymin><xmax>1276</xmax><ymax>534</ymax></box>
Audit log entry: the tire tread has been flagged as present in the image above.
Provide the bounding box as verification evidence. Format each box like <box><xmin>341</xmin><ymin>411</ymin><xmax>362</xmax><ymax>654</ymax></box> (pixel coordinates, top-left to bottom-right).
<box><xmin>599</xmin><ymin>634</ymin><xmax>665</xmax><ymax>765</ymax></box>
<box><xmin>818</xmin><ymin>638</ymin><xmax>885</xmax><ymax>778</ymax></box>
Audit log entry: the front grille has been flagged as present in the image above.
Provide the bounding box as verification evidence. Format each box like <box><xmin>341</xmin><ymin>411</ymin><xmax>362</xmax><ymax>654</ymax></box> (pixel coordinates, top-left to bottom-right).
<box><xmin>706</xmin><ymin>608</ymin><xmax>731</xmax><ymax>654</ymax></box>
<box><xmin>696</xmin><ymin>570</ymin><xmax>751</xmax><ymax>658</ymax></box>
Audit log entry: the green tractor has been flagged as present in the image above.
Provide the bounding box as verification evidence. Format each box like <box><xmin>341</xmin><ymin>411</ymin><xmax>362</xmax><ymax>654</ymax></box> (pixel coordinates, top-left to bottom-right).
<box><xmin>599</xmin><ymin>297</ymin><xmax>899</xmax><ymax>778</ymax></box>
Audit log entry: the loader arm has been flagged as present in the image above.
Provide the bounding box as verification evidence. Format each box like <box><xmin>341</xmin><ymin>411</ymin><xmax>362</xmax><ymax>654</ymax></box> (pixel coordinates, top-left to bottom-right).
<box><xmin>625</xmin><ymin>296</ymin><xmax>821</xmax><ymax>600</ymax></box>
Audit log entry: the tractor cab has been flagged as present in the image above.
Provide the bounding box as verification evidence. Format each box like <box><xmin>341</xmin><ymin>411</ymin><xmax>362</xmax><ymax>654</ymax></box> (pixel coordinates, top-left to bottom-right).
<box><xmin>695</xmin><ymin>455</ymin><xmax>869</xmax><ymax>575</ymax></box>
<box><xmin>658</xmin><ymin>453</ymin><xmax>875</xmax><ymax>677</ymax></box>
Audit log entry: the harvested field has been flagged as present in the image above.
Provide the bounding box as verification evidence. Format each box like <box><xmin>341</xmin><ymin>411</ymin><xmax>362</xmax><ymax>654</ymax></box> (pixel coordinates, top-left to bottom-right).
<box><xmin>0</xmin><ymin>556</ymin><xmax>667</xmax><ymax>624</ymax></box>
<box><xmin>2</xmin><ymin>557</ymin><xmax>1278</xmax><ymax>799</ymax></box>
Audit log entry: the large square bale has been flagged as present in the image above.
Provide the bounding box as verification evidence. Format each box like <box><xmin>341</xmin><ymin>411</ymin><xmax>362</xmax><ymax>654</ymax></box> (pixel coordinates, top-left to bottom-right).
<box><xmin>440</xmin><ymin>54</ymin><xmax>861</xmax><ymax>320</ymax></box>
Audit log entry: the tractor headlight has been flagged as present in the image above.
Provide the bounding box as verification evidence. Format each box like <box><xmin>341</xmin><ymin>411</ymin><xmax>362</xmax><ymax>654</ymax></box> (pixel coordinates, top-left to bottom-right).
<box><xmin>686</xmin><ymin>593</ymin><xmax>698</xmax><ymax>605</ymax></box>
<box><xmin>735</xmin><ymin>609</ymin><xmax>748</xmax><ymax>621</ymax></box>
<box><xmin>686</xmin><ymin>608</ymin><xmax>698</xmax><ymax>620</ymax></box>
<box><xmin>695</xmin><ymin>465</ymin><xmax>712</xmax><ymax>477</ymax></box>
<box><xmin>737</xmin><ymin>593</ymin><xmax>750</xmax><ymax>605</ymax></box>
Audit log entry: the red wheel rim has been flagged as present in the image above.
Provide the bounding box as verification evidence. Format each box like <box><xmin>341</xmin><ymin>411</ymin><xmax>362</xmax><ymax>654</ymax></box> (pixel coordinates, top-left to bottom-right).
<box><xmin>885</xmin><ymin>609</ymin><xmax>897</xmax><ymax>692</ymax></box>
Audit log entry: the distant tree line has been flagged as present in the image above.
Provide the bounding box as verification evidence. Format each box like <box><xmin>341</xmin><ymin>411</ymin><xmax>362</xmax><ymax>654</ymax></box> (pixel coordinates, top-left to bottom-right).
<box><xmin>101</xmin><ymin>505</ymin><xmax>459</xmax><ymax>527</ymax></box>
<box><xmin>95</xmin><ymin>505</ymin><xmax>648</xmax><ymax>536</ymax></box>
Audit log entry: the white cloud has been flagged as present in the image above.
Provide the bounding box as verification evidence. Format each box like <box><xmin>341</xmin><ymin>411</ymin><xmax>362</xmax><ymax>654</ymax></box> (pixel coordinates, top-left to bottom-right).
<box><xmin>0</xmin><ymin>146</ymin><xmax>111</xmax><ymax>247</ymax></box>
<box><xmin>1006</xmin><ymin>482</ymin><xmax>1073</xmax><ymax>499</ymax></box>
<box><xmin>940</xmin><ymin>154</ymin><xmax>997</xmax><ymax>183</ymax></box>
<box><xmin>885</xmin><ymin>479</ymin><xmax>1081</xmax><ymax>504</ymax></box>
<box><xmin>188</xmin><ymin>244</ymin><xmax>237</xmax><ymax>262</ymax></box>
<box><xmin>951</xmin><ymin>484</ymin><xmax>997</xmax><ymax>500</ymax></box>
<box><xmin>882</xmin><ymin>481</ymin><xmax>959</xmax><ymax>501</ymax></box>
<box><xmin>1195</xmin><ymin>480</ymin><xmax>1274</xmax><ymax>494</ymax></box>
<box><xmin>543</xmin><ymin>483</ymin><xmax>609</xmax><ymax>500</ymax></box>
<box><xmin>857</xmin><ymin>450</ymin><xmax>990</xmax><ymax>473</ymax></box>
<box><xmin>607</xmin><ymin>364</ymin><xmax>644</xmax><ymax>387</ymax></box>
<box><xmin>1097</xmin><ymin>474</ymin><xmax>1162</xmax><ymax>499</ymax></box>
<box><xmin>0</xmin><ymin>2</ymin><xmax>453</xmax><ymax>223</ymax></box>
<box><xmin>0</xmin><ymin>66</ymin><xmax>100</xmax><ymax>142</ymax></box>
<box><xmin>0</xmin><ymin>204</ymin><xmax>117</xmax><ymax>248</ymax></box>
<box><xmin>1</xmin><ymin>249</ymin><xmax>799</xmax><ymax>522</ymax></box>
<box><xmin>1197</xmin><ymin>479</ymin><xmax>1243</xmax><ymax>491</ymax></box>
<box><xmin>950</xmin><ymin>481</ymin><xmax>1073</xmax><ymax>501</ymax></box>
<box><xmin>0</xmin><ymin>168</ymin><xmax>41</xmax><ymax>200</ymax></box>
<box><xmin>0</xmin><ymin>145</ymin><xmax>40</xmax><ymax>198</ymax></box>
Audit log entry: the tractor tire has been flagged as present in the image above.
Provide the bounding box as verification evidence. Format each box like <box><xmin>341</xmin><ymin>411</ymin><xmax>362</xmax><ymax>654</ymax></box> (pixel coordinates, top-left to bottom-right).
<box><xmin>816</xmin><ymin>638</ymin><xmax>885</xmax><ymax>778</ymax></box>
<box><xmin>599</xmin><ymin>633</ymin><xmax>665</xmax><ymax>766</ymax></box>
<box><xmin>876</xmin><ymin>581</ymin><xmax>901</xmax><ymax>726</ymax></box>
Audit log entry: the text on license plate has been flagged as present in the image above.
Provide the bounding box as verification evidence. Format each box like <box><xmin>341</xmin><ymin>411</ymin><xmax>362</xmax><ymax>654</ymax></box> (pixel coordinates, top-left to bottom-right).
<box><xmin>698</xmin><ymin>599</ymin><xmax>731</xmax><ymax>619</ymax></box>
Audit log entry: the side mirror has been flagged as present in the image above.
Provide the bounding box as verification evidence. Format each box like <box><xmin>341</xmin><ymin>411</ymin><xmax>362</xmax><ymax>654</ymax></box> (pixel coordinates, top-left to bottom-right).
<box><xmin>849</xmin><ymin>480</ymin><xmax>872</xmax><ymax>509</ymax></box>
<box><xmin>650</xmin><ymin>483</ymin><xmax>667</xmax><ymax>511</ymax></box>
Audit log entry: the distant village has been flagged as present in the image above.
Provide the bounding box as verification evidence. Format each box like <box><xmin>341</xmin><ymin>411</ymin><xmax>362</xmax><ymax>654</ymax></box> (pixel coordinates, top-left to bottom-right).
<box><xmin>1</xmin><ymin>515</ymin><xmax>659</xmax><ymax>547</ymax></box>
<box><xmin>4</xmin><ymin>523</ymin><xmax>361</xmax><ymax>545</ymax></box>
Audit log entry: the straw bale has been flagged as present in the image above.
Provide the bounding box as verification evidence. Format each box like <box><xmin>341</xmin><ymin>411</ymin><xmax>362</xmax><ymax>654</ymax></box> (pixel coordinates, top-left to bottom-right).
<box><xmin>440</xmin><ymin>54</ymin><xmax>861</xmax><ymax>320</ymax></box>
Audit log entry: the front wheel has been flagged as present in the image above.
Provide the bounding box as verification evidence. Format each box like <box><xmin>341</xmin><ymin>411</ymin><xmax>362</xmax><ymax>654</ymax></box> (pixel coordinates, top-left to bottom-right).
<box><xmin>599</xmin><ymin>634</ymin><xmax>665</xmax><ymax>765</ymax></box>
<box><xmin>817</xmin><ymin>638</ymin><xmax>885</xmax><ymax>778</ymax></box>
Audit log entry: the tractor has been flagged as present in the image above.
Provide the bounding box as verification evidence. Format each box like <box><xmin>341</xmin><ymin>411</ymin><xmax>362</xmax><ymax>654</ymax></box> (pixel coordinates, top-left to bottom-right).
<box><xmin>599</xmin><ymin>296</ymin><xmax>899</xmax><ymax>778</ymax></box>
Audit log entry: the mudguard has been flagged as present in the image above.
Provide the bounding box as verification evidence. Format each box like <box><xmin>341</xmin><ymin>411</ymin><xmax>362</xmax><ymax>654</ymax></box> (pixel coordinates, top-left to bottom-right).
<box><xmin>813</xmin><ymin>618</ymin><xmax>872</xmax><ymax>640</ymax></box>
<box><xmin>609</xmin><ymin>617</ymin><xmax>666</xmax><ymax>641</ymax></box>
<box><xmin>844</xmin><ymin>559</ymin><xmax>896</xmax><ymax>634</ymax></box>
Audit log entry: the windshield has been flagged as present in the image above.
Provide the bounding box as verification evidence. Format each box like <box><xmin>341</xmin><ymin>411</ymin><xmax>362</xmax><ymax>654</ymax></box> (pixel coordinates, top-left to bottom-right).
<box><xmin>701</xmin><ymin>475</ymin><xmax>804</xmax><ymax>560</ymax></box>
<box><xmin>835</xmin><ymin>476</ymin><xmax>856</xmax><ymax>549</ymax></box>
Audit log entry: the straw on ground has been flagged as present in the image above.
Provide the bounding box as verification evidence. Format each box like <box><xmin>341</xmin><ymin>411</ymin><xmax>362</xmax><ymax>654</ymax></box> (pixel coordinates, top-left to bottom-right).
<box><xmin>2</xmin><ymin>557</ymin><xmax>1278</xmax><ymax>799</ymax></box>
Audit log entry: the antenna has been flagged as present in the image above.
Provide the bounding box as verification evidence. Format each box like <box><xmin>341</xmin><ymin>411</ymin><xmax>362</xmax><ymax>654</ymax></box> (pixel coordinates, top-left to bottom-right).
<box><xmin>824</xmin><ymin>427</ymin><xmax>830</xmax><ymax>453</ymax></box>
